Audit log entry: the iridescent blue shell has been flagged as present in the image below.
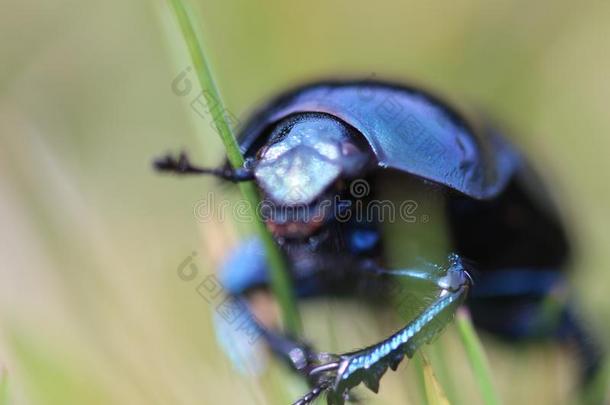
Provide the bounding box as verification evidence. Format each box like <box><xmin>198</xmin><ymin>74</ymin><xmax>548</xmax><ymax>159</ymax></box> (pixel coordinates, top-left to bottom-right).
<box><xmin>238</xmin><ymin>80</ymin><xmax>522</xmax><ymax>200</ymax></box>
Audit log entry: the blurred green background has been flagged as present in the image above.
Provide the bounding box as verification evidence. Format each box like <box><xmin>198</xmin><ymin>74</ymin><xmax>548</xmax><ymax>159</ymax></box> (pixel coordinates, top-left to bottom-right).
<box><xmin>1</xmin><ymin>1</ymin><xmax>609</xmax><ymax>404</ymax></box>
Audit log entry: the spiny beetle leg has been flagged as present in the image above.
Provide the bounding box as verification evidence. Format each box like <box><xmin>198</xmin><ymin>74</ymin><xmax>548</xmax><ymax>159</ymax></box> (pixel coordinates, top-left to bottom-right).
<box><xmin>295</xmin><ymin>254</ymin><xmax>472</xmax><ymax>405</ymax></box>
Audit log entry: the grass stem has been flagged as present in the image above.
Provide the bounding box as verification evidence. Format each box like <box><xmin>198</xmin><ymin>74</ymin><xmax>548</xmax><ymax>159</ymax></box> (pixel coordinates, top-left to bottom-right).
<box><xmin>167</xmin><ymin>0</ymin><xmax>301</xmax><ymax>334</ymax></box>
<box><xmin>456</xmin><ymin>307</ymin><xmax>501</xmax><ymax>405</ymax></box>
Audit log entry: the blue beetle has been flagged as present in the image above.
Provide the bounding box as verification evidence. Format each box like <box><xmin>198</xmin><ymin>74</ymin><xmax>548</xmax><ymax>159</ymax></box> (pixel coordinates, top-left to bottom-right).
<box><xmin>155</xmin><ymin>80</ymin><xmax>603</xmax><ymax>404</ymax></box>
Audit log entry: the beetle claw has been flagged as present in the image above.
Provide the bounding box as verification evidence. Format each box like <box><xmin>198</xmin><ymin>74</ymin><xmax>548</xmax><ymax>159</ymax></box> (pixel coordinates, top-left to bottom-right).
<box><xmin>297</xmin><ymin>350</ymin><xmax>387</xmax><ymax>404</ymax></box>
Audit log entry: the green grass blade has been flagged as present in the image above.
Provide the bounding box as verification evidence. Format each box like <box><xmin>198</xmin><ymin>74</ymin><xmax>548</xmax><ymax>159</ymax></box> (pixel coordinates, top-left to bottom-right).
<box><xmin>166</xmin><ymin>0</ymin><xmax>301</xmax><ymax>334</ymax></box>
<box><xmin>0</xmin><ymin>367</ymin><xmax>7</xmax><ymax>405</ymax></box>
<box><xmin>420</xmin><ymin>352</ymin><xmax>451</xmax><ymax>405</ymax></box>
<box><xmin>412</xmin><ymin>353</ymin><xmax>429</xmax><ymax>404</ymax></box>
<box><xmin>429</xmin><ymin>338</ymin><xmax>460</xmax><ymax>405</ymax></box>
<box><xmin>167</xmin><ymin>0</ymin><xmax>241</xmax><ymax>168</ymax></box>
<box><xmin>456</xmin><ymin>308</ymin><xmax>501</xmax><ymax>405</ymax></box>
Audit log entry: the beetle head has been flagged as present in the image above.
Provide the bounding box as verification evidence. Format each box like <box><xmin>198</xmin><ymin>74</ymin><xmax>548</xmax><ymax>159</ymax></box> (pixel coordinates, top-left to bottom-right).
<box><xmin>253</xmin><ymin>114</ymin><xmax>370</xmax><ymax>238</ymax></box>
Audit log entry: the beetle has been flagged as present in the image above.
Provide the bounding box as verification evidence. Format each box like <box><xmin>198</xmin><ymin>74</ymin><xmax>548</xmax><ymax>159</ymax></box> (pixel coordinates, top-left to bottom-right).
<box><xmin>155</xmin><ymin>80</ymin><xmax>603</xmax><ymax>404</ymax></box>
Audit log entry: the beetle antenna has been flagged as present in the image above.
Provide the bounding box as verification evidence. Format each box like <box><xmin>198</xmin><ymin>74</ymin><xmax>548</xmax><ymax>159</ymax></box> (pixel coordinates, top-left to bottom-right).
<box><xmin>153</xmin><ymin>152</ymin><xmax>253</xmax><ymax>182</ymax></box>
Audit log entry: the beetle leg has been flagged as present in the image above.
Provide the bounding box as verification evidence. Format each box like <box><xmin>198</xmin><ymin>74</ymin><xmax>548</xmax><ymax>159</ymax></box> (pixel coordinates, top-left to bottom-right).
<box><xmin>218</xmin><ymin>238</ymin><xmax>270</xmax><ymax>296</ymax></box>
<box><xmin>153</xmin><ymin>151</ymin><xmax>253</xmax><ymax>181</ymax></box>
<box><xmin>217</xmin><ymin>294</ymin><xmax>335</xmax><ymax>377</ymax></box>
<box><xmin>359</xmin><ymin>253</ymin><xmax>471</xmax><ymax>293</ymax></box>
<box><xmin>217</xmin><ymin>238</ymin><xmax>328</xmax><ymax>376</ymax></box>
<box><xmin>557</xmin><ymin>305</ymin><xmax>605</xmax><ymax>385</ymax></box>
<box><xmin>294</xmin><ymin>254</ymin><xmax>472</xmax><ymax>405</ymax></box>
<box><xmin>468</xmin><ymin>269</ymin><xmax>605</xmax><ymax>385</ymax></box>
